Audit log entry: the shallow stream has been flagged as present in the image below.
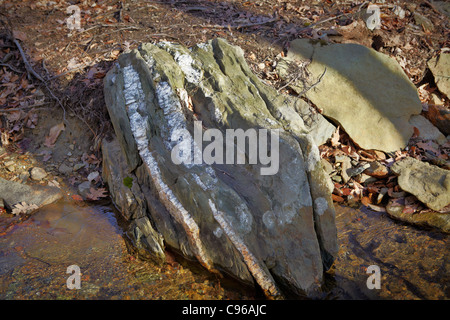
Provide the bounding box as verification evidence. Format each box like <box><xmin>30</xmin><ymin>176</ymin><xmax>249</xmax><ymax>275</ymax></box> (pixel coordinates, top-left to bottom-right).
<box><xmin>0</xmin><ymin>201</ymin><xmax>448</xmax><ymax>299</ymax></box>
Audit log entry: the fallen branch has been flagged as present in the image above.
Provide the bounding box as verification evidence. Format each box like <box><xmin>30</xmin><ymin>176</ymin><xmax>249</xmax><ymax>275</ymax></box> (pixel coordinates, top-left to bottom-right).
<box><xmin>0</xmin><ymin>102</ymin><xmax>51</xmax><ymax>113</ymax></box>
<box><xmin>13</xmin><ymin>38</ymin><xmax>67</xmax><ymax>123</ymax></box>
<box><xmin>13</xmin><ymin>39</ymin><xmax>44</xmax><ymax>82</ymax></box>
<box><xmin>0</xmin><ymin>63</ymin><xmax>22</xmax><ymax>73</ymax></box>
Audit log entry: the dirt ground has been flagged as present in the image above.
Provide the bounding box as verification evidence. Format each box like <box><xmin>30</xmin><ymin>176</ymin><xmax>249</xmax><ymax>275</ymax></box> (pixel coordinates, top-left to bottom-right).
<box><xmin>0</xmin><ymin>0</ymin><xmax>449</xmax><ymax>264</ymax></box>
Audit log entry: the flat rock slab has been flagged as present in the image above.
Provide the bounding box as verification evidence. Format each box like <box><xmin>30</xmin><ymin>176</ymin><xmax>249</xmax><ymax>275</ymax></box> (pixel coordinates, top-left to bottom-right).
<box><xmin>391</xmin><ymin>157</ymin><xmax>450</xmax><ymax>211</ymax></box>
<box><xmin>386</xmin><ymin>200</ymin><xmax>450</xmax><ymax>233</ymax></box>
<box><xmin>103</xmin><ymin>38</ymin><xmax>338</xmax><ymax>298</ymax></box>
<box><xmin>0</xmin><ymin>177</ymin><xmax>62</xmax><ymax>209</ymax></box>
<box><xmin>277</xmin><ymin>39</ymin><xmax>423</xmax><ymax>152</ymax></box>
<box><xmin>428</xmin><ymin>52</ymin><xmax>450</xmax><ymax>99</ymax></box>
<box><xmin>409</xmin><ymin>115</ymin><xmax>447</xmax><ymax>145</ymax></box>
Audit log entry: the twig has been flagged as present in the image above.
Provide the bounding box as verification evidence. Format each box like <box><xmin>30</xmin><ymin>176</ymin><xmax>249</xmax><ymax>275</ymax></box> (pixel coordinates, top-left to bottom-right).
<box><xmin>192</xmin><ymin>16</ymin><xmax>279</xmax><ymax>30</ymax></box>
<box><xmin>13</xmin><ymin>38</ymin><xmax>67</xmax><ymax>123</ymax></box>
<box><xmin>13</xmin><ymin>39</ymin><xmax>44</xmax><ymax>82</ymax></box>
<box><xmin>0</xmin><ymin>102</ymin><xmax>51</xmax><ymax>113</ymax></box>
<box><xmin>0</xmin><ymin>63</ymin><xmax>22</xmax><ymax>73</ymax></box>
<box><xmin>297</xmin><ymin>67</ymin><xmax>327</xmax><ymax>97</ymax></box>
<box><xmin>298</xmin><ymin>1</ymin><xmax>369</xmax><ymax>32</ymax></box>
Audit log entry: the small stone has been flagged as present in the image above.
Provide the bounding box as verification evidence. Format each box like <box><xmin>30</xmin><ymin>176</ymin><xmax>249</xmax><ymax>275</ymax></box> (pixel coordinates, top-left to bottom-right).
<box><xmin>73</xmin><ymin>163</ymin><xmax>85</xmax><ymax>172</ymax></box>
<box><xmin>67</xmin><ymin>151</ymin><xmax>72</xmax><ymax>157</ymax></box>
<box><xmin>413</xmin><ymin>12</ymin><xmax>434</xmax><ymax>32</ymax></box>
<box><xmin>4</xmin><ymin>160</ymin><xmax>14</xmax><ymax>167</ymax></box>
<box><xmin>331</xmin><ymin>175</ymin><xmax>342</xmax><ymax>183</ymax></box>
<box><xmin>87</xmin><ymin>171</ymin><xmax>99</xmax><ymax>182</ymax></box>
<box><xmin>7</xmin><ymin>165</ymin><xmax>15</xmax><ymax>172</ymax></box>
<box><xmin>30</xmin><ymin>167</ymin><xmax>48</xmax><ymax>181</ymax></box>
<box><xmin>321</xmin><ymin>159</ymin><xmax>334</xmax><ymax>175</ymax></box>
<box><xmin>334</xmin><ymin>155</ymin><xmax>348</xmax><ymax>163</ymax></box>
<box><xmin>58</xmin><ymin>163</ymin><xmax>73</xmax><ymax>174</ymax></box>
<box><xmin>356</xmin><ymin>173</ymin><xmax>378</xmax><ymax>184</ymax></box>
<box><xmin>364</xmin><ymin>161</ymin><xmax>389</xmax><ymax>178</ymax></box>
<box><xmin>341</xmin><ymin>157</ymin><xmax>352</xmax><ymax>183</ymax></box>
<box><xmin>346</xmin><ymin>162</ymin><xmax>370</xmax><ymax>178</ymax></box>
<box><xmin>69</xmin><ymin>144</ymin><xmax>75</xmax><ymax>151</ymax></box>
<box><xmin>78</xmin><ymin>181</ymin><xmax>92</xmax><ymax>197</ymax></box>
<box><xmin>19</xmin><ymin>171</ymin><xmax>29</xmax><ymax>183</ymax></box>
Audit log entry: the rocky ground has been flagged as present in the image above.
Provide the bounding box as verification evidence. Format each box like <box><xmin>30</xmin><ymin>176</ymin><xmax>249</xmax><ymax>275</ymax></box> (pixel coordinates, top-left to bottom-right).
<box><xmin>0</xmin><ymin>0</ymin><xmax>449</xmax><ymax>299</ymax></box>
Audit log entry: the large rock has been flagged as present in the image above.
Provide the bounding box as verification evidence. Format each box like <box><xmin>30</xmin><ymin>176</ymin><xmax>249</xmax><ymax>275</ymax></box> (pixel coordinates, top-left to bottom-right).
<box><xmin>277</xmin><ymin>39</ymin><xmax>423</xmax><ymax>152</ymax></box>
<box><xmin>391</xmin><ymin>157</ymin><xmax>450</xmax><ymax>211</ymax></box>
<box><xmin>0</xmin><ymin>177</ymin><xmax>62</xmax><ymax>210</ymax></box>
<box><xmin>428</xmin><ymin>52</ymin><xmax>450</xmax><ymax>99</ymax></box>
<box><xmin>103</xmin><ymin>38</ymin><xmax>338</xmax><ymax>298</ymax></box>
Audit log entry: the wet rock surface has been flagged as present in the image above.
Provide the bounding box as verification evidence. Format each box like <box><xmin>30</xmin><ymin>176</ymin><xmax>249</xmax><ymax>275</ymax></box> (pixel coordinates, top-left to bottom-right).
<box><xmin>103</xmin><ymin>38</ymin><xmax>338</xmax><ymax>298</ymax></box>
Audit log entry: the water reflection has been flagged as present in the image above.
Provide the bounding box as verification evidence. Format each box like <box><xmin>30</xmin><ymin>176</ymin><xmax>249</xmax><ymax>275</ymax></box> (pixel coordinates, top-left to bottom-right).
<box><xmin>0</xmin><ymin>201</ymin><xmax>448</xmax><ymax>299</ymax></box>
<box><xmin>325</xmin><ymin>205</ymin><xmax>449</xmax><ymax>299</ymax></box>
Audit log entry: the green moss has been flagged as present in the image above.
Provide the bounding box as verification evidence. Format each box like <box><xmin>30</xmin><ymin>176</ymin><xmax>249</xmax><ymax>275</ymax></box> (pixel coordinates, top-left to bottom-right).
<box><xmin>123</xmin><ymin>176</ymin><xmax>133</xmax><ymax>189</ymax></box>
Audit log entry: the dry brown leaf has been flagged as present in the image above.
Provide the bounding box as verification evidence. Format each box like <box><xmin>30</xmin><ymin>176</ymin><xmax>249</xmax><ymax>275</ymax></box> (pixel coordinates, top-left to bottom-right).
<box><xmin>361</xmin><ymin>196</ymin><xmax>371</xmax><ymax>206</ymax></box>
<box><xmin>416</xmin><ymin>141</ymin><xmax>439</xmax><ymax>155</ymax></box>
<box><xmin>12</xmin><ymin>202</ymin><xmax>39</xmax><ymax>215</ymax></box>
<box><xmin>44</xmin><ymin>122</ymin><xmax>65</xmax><ymax>148</ymax></box>
<box><xmin>330</xmin><ymin>126</ymin><xmax>340</xmax><ymax>147</ymax></box>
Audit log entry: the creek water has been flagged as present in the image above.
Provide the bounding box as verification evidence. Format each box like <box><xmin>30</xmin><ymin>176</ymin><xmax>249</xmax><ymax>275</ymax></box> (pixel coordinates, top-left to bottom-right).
<box><xmin>0</xmin><ymin>201</ymin><xmax>448</xmax><ymax>299</ymax></box>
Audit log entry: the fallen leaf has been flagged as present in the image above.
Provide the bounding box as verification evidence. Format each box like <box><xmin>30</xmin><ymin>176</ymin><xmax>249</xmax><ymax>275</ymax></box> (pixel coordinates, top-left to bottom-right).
<box><xmin>330</xmin><ymin>126</ymin><xmax>340</xmax><ymax>147</ymax></box>
<box><xmin>361</xmin><ymin>196</ymin><xmax>371</xmax><ymax>206</ymax></box>
<box><xmin>71</xmin><ymin>194</ymin><xmax>83</xmax><ymax>201</ymax></box>
<box><xmin>13</xmin><ymin>30</ymin><xmax>27</xmax><ymax>41</ymax></box>
<box><xmin>48</xmin><ymin>180</ymin><xmax>61</xmax><ymax>188</ymax></box>
<box><xmin>44</xmin><ymin>122</ymin><xmax>65</xmax><ymax>148</ymax></box>
<box><xmin>12</xmin><ymin>202</ymin><xmax>39</xmax><ymax>215</ymax></box>
<box><xmin>86</xmin><ymin>187</ymin><xmax>108</xmax><ymax>201</ymax></box>
<box><xmin>402</xmin><ymin>205</ymin><xmax>416</xmax><ymax>214</ymax></box>
<box><xmin>332</xmin><ymin>194</ymin><xmax>344</xmax><ymax>202</ymax></box>
<box><xmin>416</xmin><ymin>141</ymin><xmax>439</xmax><ymax>155</ymax></box>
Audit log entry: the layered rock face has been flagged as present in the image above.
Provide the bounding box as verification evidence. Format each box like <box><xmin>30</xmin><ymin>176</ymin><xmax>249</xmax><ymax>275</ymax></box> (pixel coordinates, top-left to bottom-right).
<box><xmin>102</xmin><ymin>38</ymin><xmax>337</xmax><ymax>298</ymax></box>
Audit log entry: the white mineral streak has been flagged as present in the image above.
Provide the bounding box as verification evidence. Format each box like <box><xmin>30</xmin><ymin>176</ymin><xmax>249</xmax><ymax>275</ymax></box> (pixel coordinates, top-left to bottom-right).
<box><xmin>157</xmin><ymin>42</ymin><xmax>202</xmax><ymax>84</ymax></box>
<box><xmin>208</xmin><ymin>199</ymin><xmax>281</xmax><ymax>297</ymax></box>
<box><xmin>122</xmin><ymin>65</ymin><xmax>214</xmax><ymax>271</ymax></box>
<box><xmin>314</xmin><ymin>197</ymin><xmax>328</xmax><ymax>216</ymax></box>
<box><xmin>305</xmin><ymin>135</ymin><xmax>321</xmax><ymax>172</ymax></box>
<box><xmin>156</xmin><ymin>81</ymin><xmax>188</xmax><ymax>150</ymax></box>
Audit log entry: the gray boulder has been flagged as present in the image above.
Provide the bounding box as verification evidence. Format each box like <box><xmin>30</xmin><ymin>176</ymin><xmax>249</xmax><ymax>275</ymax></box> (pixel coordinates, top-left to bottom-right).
<box><xmin>0</xmin><ymin>177</ymin><xmax>62</xmax><ymax>210</ymax></box>
<box><xmin>391</xmin><ymin>157</ymin><xmax>450</xmax><ymax>211</ymax></box>
<box><xmin>277</xmin><ymin>39</ymin><xmax>423</xmax><ymax>152</ymax></box>
<box><xmin>103</xmin><ymin>38</ymin><xmax>337</xmax><ymax>298</ymax></box>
